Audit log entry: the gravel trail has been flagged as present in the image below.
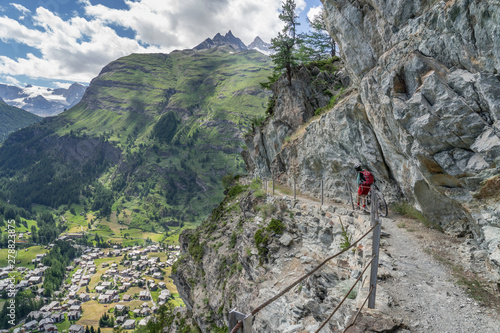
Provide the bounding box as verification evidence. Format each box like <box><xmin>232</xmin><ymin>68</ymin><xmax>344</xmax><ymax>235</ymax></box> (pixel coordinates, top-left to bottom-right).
<box><xmin>373</xmin><ymin>216</ymin><xmax>500</xmax><ymax>332</ymax></box>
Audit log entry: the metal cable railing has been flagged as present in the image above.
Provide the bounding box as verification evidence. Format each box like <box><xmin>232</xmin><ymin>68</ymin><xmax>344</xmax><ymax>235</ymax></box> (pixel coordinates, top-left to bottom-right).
<box><xmin>341</xmin><ymin>286</ymin><xmax>374</xmax><ymax>333</ymax></box>
<box><xmin>229</xmin><ymin>220</ymin><xmax>380</xmax><ymax>333</ymax></box>
<box><xmin>229</xmin><ymin>180</ymin><xmax>383</xmax><ymax>333</ymax></box>
<box><xmin>315</xmin><ymin>256</ymin><xmax>375</xmax><ymax>333</ymax></box>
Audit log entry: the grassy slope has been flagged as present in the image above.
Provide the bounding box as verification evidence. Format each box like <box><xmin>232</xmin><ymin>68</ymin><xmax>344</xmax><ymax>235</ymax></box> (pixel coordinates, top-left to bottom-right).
<box><xmin>0</xmin><ymin>101</ymin><xmax>41</xmax><ymax>142</ymax></box>
<box><xmin>58</xmin><ymin>48</ymin><xmax>271</xmax><ymax>231</ymax></box>
<box><xmin>0</xmin><ymin>47</ymin><xmax>272</xmax><ymax>246</ymax></box>
<box><xmin>0</xmin><ymin>245</ymin><xmax>47</xmax><ymax>269</ymax></box>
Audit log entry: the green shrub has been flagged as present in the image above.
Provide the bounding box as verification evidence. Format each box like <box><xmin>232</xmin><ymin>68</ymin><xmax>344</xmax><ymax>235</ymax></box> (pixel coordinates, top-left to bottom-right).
<box><xmin>339</xmin><ymin>217</ymin><xmax>352</xmax><ymax>251</ymax></box>
<box><xmin>187</xmin><ymin>232</ymin><xmax>204</xmax><ymax>262</ymax></box>
<box><xmin>391</xmin><ymin>202</ymin><xmax>442</xmax><ymax>231</ymax></box>
<box><xmin>253</xmin><ymin>219</ymin><xmax>285</xmax><ymax>264</ymax></box>
<box><xmin>315</xmin><ymin>87</ymin><xmax>346</xmax><ymax>116</ymax></box>
<box><xmin>267</xmin><ymin>218</ymin><xmax>285</xmax><ymax>234</ymax></box>
<box><xmin>229</xmin><ymin>232</ymin><xmax>237</xmax><ymax>249</ymax></box>
<box><xmin>265</xmin><ymin>97</ymin><xmax>276</xmax><ymax>116</ymax></box>
<box><xmin>227</xmin><ymin>184</ymin><xmax>247</xmax><ymax>198</ymax></box>
<box><xmin>307</xmin><ymin>56</ymin><xmax>341</xmax><ymax>73</ymax></box>
<box><xmin>254</xmin><ymin>189</ymin><xmax>266</xmax><ymax>198</ymax></box>
<box><xmin>259</xmin><ymin>203</ymin><xmax>277</xmax><ymax>219</ymax></box>
<box><xmin>250</xmin><ymin>178</ymin><xmax>261</xmax><ymax>190</ymax></box>
<box><xmin>251</xmin><ymin>115</ymin><xmax>266</xmax><ymax>129</ymax></box>
<box><xmin>221</xmin><ymin>173</ymin><xmax>235</xmax><ymax>189</ymax></box>
<box><xmin>254</xmin><ymin>228</ymin><xmax>269</xmax><ymax>264</ymax></box>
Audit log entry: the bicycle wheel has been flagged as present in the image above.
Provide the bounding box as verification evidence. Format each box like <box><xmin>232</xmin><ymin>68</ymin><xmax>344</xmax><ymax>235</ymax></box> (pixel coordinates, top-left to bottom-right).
<box><xmin>376</xmin><ymin>191</ymin><xmax>388</xmax><ymax>217</ymax></box>
<box><xmin>345</xmin><ymin>181</ymin><xmax>354</xmax><ymax>210</ymax></box>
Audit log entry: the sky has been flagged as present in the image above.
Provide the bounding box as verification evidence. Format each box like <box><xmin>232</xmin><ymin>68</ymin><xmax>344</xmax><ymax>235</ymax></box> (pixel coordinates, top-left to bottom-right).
<box><xmin>0</xmin><ymin>0</ymin><xmax>323</xmax><ymax>89</ymax></box>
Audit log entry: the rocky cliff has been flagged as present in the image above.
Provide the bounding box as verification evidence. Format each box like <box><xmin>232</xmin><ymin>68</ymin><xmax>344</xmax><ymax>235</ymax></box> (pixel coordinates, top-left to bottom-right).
<box><xmin>173</xmin><ymin>183</ymin><xmax>381</xmax><ymax>332</ymax></box>
<box><xmin>243</xmin><ymin>0</ymin><xmax>500</xmax><ymax>280</ymax></box>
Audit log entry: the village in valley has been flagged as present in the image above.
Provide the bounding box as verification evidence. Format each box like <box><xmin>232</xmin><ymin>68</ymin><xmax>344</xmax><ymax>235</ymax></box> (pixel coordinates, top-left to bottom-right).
<box><xmin>0</xmin><ymin>241</ymin><xmax>181</xmax><ymax>333</ymax></box>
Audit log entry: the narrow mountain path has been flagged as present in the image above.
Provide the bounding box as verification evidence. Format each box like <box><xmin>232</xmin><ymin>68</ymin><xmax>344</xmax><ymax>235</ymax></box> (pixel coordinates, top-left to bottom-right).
<box><xmin>265</xmin><ymin>183</ymin><xmax>500</xmax><ymax>332</ymax></box>
<box><xmin>374</xmin><ymin>216</ymin><xmax>500</xmax><ymax>332</ymax></box>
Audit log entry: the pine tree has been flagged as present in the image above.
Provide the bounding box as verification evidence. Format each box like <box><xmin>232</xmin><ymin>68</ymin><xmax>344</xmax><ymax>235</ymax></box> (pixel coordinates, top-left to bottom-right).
<box><xmin>299</xmin><ymin>8</ymin><xmax>337</xmax><ymax>62</ymax></box>
<box><xmin>269</xmin><ymin>0</ymin><xmax>301</xmax><ymax>86</ymax></box>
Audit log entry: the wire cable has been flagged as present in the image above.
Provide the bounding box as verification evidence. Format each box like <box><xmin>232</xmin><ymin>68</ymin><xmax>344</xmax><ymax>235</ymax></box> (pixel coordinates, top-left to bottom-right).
<box><xmin>249</xmin><ymin>221</ymin><xmax>379</xmax><ymax>318</ymax></box>
<box><xmin>315</xmin><ymin>255</ymin><xmax>376</xmax><ymax>333</ymax></box>
<box><xmin>342</xmin><ymin>285</ymin><xmax>374</xmax><ymax>333</ymax></box>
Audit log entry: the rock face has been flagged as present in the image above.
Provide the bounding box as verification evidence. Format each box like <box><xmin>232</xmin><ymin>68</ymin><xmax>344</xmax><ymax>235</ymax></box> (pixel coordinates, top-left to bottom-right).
<box><xmin>248</xmin><ymin>36</ymin><xmax>272</xmax><ymax>55</ymax></box>
<box><xmin>173</xmin><ymin>191</ymin><xmax>377</xmax><ymax>333</ymax></box>
<box><xmin>244</xmin><ymin>0</ymin><xmax>500</xmax><ymax>279</ymax></box>
<box><xmin>194</xmin><ymin>30</ymin><xmax>248</xmax><ymax>51</ymax></box>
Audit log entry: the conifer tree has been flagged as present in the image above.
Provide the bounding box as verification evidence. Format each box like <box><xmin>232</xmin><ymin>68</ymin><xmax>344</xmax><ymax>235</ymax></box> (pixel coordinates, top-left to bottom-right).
<box><xmin>269</xmin><ymin>0</ymin><xmax>301</xmax><ymax>86</ymax></box>
<box><xmin>299</xmin><ymin>9</ymin><xmax>337</xmax><ymax>62</ymax></box>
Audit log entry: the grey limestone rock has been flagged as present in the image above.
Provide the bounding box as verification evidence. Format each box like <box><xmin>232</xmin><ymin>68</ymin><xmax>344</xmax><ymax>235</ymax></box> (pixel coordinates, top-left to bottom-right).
<box><xmin>244</xmin><ymin>0</ymin><xmax>500</xmax><ymax>276</ymax></box>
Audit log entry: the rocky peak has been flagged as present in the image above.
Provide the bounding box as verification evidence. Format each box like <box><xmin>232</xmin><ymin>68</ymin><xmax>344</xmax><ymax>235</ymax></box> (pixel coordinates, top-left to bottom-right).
<box><xmin>53</xmin><ymin>82</ymin><xmax>86</xmax><ymax>105</ymax></box>
<box><xmin>247</xmin><ymin>36</ymin><xmax>272</xmax><ymax>55</ymax></box>
<box><xmin>193</xmin><ymin>30</ymin><xmax>248</xmax><ymax>51</ymax></box>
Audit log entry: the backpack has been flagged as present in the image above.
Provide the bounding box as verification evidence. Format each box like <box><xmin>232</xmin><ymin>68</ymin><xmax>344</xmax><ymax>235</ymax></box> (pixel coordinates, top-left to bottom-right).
<box><xmin>361</xmin><ymin>170</ymin><xmax>374</xmax><ymax>185</ymax></box>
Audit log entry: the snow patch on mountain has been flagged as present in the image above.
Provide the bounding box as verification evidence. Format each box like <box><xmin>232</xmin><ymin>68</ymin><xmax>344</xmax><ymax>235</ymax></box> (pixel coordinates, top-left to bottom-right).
<box><xmin>0</xmin><ymin>82</ymin><xmax>86</xmax><ymax>117</ymax></box>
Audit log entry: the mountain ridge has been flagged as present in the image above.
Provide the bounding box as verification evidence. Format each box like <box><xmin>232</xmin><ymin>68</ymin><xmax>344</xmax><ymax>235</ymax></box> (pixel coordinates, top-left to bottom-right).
<box><xmin>0</xmin><ymin>82</ymin><xmax>87</xmax><ymax>117</ymax></box>
<box><xmin>0</xmin><ymin>100</ymin><xmax>42</xmax><ymax>142</ymax></box>
<box><xmin>194</xmin><ymin>31</ymin><xmax>271</xmax><ymax>55</ymax></box>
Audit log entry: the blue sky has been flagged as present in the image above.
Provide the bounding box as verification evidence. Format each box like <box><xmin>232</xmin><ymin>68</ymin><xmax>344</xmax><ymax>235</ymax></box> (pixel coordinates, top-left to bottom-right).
<box><xmin>0</xmin><ymin>0</ymin><xmax>323</xmax><ymax>89</ymax></box>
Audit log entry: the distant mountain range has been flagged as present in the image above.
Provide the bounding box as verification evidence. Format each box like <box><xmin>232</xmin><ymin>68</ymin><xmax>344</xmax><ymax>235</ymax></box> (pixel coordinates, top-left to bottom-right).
<box><xmin>0</xmin><ymin>82</ymin><xmax>87</xmax><ymax>117</ymax></box>
<box><xmin>0</xmin><ymin>32</ymin><xmax>269</xmax><ymax>119</ymax></box>
<box><xmin>194</xmin><ymin>31</ymin><xmax>272</xmax><ymax>55</ymax></box>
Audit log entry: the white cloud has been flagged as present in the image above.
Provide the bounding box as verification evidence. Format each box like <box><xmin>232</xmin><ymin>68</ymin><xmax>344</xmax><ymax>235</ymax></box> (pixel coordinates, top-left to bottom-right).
<box><xmin>10</xmin><ymin>3</ymin><xmax>30</xmax><ymax>14</ymax></box>
<box><xmin>0</xmin><ymin>7</ymin><xmax>157</xmax><ymax>82</ymax></box>
<box><xmin>307</xmin><ymin>5</ymin><xmax>323</xmax><ymax>23</ymax></box>
<box><xmin>0</xmin><ymin>75</ymin><xmax>23</xmax><ymax>87</ymax></box>
<box><xmin>83</xmin><ymin>0</ymin><xmax>283</xmax><ymax>47</ymax></box>
<box><xmin>53</xmin><ymin>82</ymin><xmax>72</xmax><ymax>89</ymax></box>
<box><xmin>0</xmin><ymin>0</ymin><xmax>291</xmax><ymax>83</ymax></box>
<box><xmin>296</xmin><ymin>0</ymin><xmax>307</xmax><ymax>12</ymax></box>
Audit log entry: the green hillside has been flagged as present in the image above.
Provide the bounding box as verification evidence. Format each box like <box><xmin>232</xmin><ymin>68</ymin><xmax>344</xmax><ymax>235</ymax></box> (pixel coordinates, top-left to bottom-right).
<box><xmin>0</xmin><ymin>47</ymin><xmax>272</xmax><ymax>244</ymax></box>
<box><xmin>0</xmin><ymin>100</ymin><xmax>41</xmax><ymax>142</ymax></box>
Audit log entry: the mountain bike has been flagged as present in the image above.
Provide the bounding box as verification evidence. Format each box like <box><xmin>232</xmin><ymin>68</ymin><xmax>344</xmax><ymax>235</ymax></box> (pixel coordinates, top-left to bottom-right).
<box><xmin>345</xmin><ymin>180</ymin><xmax>388</xmax><ymax>217</ymax></box>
